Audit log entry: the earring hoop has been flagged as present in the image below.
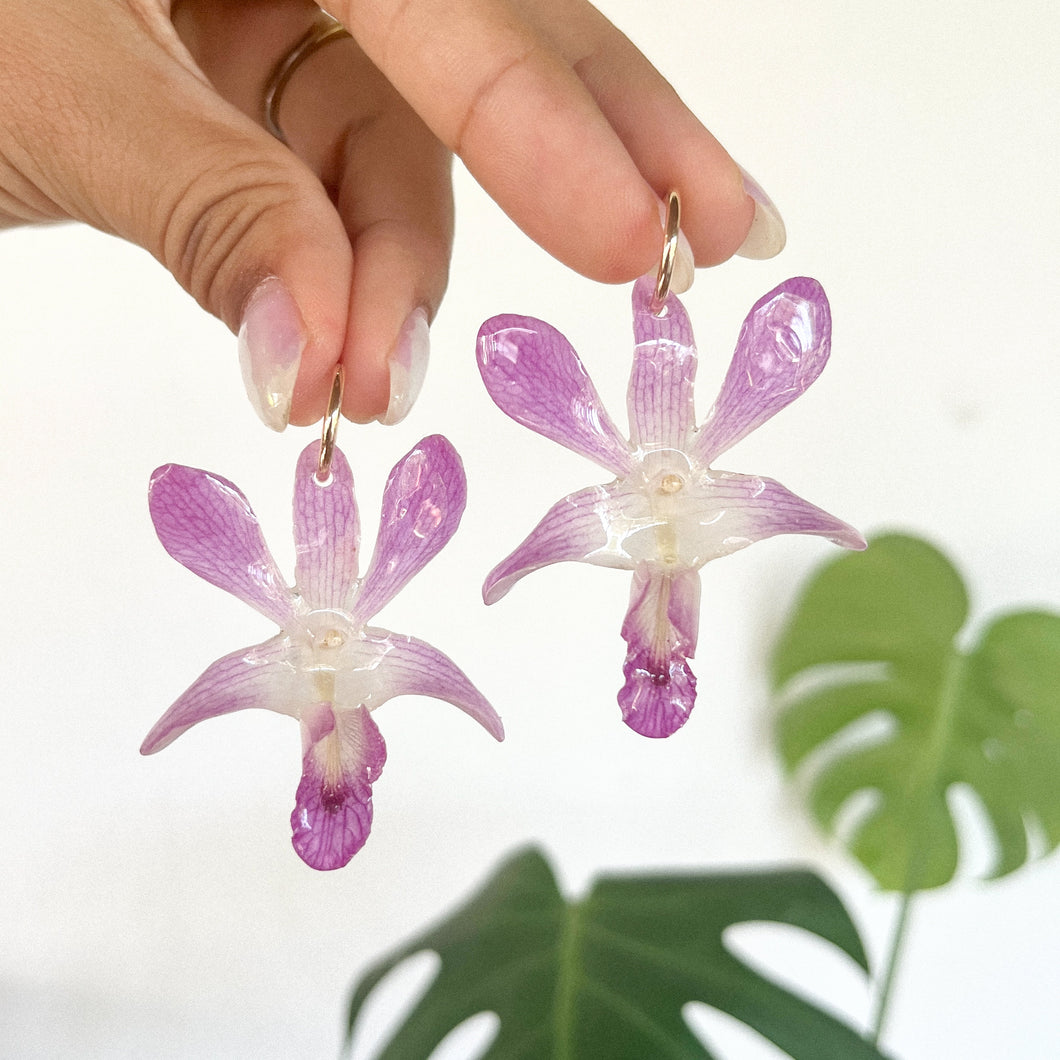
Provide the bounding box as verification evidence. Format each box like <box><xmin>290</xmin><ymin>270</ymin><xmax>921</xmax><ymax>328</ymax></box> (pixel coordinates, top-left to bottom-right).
<box><xmin>316</xmin><ymin>367</ymin><xmax>344</xmax><ymax>483</ymax></box>
<box><xmin>650</xmin><ymin>190</ymin><xmax>682</xmax><ymax>316</ymax></box>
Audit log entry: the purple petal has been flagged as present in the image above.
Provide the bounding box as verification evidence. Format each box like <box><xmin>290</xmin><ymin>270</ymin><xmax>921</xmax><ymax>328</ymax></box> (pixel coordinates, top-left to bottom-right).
<box><xmin>628</xmin><ymin>276</ymin><xmax>699</xmax><ymax>451</ymax></box>
<box><xmin>691</xmin><ymin>471</ymin><xmax>867</xmax><ymax>556</ymax></box>
<box><xmin>355</xmin><ymin>630</ymin><xmax>504</xmax><ymax>741</ymax></box>
<box><xmin>293</xmin><ymin>442</ymin><xmax>360</xmax><ymax>610</ymax></box>
<box><xmin>149</xmin><ymin>463</ymin><xmax>294</xmax><ymax>627</ymax></box>
<box><xmin>618</xmin><ymin>565</ymin><xmax>701</xmax><ymax>738</ymax></box>
<box><xmin>291</xmin><ymin>704</ymin><xmax>387</xmax><ymax>871</ymax></box>
<box><xmin>483</xmin><ymin>483</ymin><xmax>641</xmax><ymax>605</ymax></box>
<box><xmin>692</xmin><ymin>277</ymin><xmax>832</xmax><ymax>466</ymax></box>
<box><xmin>477</xmin><ymin>315</ymin><xmax>634</xmax><ymax>476</ymax></box>
<box><xmin>352</xmin><ymin>436</ymin><xmax>466</xmax><ymax>624</ymax></box>
<box><xmin>140</xmin><ymin>636</ymin><xmax>295</xmax><ymax>754</ymax></box>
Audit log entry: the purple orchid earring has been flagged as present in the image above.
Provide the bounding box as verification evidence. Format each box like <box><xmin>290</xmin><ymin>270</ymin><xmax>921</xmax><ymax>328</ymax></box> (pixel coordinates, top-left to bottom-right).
<box><xmin>476</xmin><ymin>198</ymin><xmax>865</xmax><ymax>739</ymax></box>
<box><xmin>142</xmin><ymin>371</ymin><xmax>502</xmax><ymax>870</ymax></box>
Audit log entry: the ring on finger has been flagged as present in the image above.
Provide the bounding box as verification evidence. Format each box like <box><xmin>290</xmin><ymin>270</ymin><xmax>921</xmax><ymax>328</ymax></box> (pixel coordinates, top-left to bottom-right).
<box><xmin>263</xmin><ymin>14</ymin><xmax>352</xmax><ymax>144</ymax></box>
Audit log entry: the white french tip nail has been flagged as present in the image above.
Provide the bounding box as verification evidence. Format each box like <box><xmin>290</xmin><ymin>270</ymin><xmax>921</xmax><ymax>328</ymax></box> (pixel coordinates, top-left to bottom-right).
<box><xmin>656</xmin><ymin>199</ymin><xmax>695</xmax><ymax>295</ymax></box>
<box><xmin>378</xmin><ymin>307</ymin><xmax>430</xmax><ymax>426</ymax></box>
<box><xmin>736</xmin><ymin>166</ymin><xmax>787</xmax><ymax>259</ymax></box>
<box><xmin>237</xmin><ymin>277</ymin><xmax>306</xmax><ymax>432</ymax></box>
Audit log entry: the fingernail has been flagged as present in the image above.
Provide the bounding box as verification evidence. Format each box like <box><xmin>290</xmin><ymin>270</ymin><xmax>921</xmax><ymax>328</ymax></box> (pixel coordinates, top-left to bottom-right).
<box><xmin>656</xmin><ymin>199</ymin><xmax>695</xmax><ymax>294</ymax></box>
<box><xmin>736</xmin><ymin>166</ymin><xmax>787</xmax><ymax>259</ymax></box>
<box><xmin>378</xmin><ymin>307</ymin><xmax>430</xmax><ymax>426</ymax></box>
<box><xmin>237</xmin><ymin>277</ymin><xmax>306</xmax><ymax>432</ymax></box>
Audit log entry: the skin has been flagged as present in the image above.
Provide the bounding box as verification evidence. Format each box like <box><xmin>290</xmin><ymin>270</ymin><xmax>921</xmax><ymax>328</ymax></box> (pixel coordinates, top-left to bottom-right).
<box><xmin>0</xmin><ymin>0</ymin><xmax>755</xmax><ymax>423</ymax></box>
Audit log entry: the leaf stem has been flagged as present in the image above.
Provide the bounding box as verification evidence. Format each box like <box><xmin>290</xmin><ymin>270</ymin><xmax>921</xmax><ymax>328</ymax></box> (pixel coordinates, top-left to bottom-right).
<box><xmin>870</xmin><ymin>649</ymin><xmax>963</xmax><ymax>1047</ymax></box>
<box><xmin>553</xmin><ymin>897</ymin><xmax>583</xmax><ymax>1060</ymax></box>
<box><xmin>869</xmin><ymin>888</ymin><xmax>915</xmax><ymax>1047</ymax></box>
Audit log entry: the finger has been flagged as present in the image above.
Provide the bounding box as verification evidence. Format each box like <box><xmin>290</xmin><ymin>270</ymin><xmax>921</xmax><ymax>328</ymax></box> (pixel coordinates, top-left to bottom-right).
<box><xmin>272</xmin><ymin>30</ymin><xmax>454</xmax><ymax>424</ymax></box>
<box><xmin>175</xmin><ymin>0</ymin><xmax>454</xmax><ymax>424</ymax></box>
<box><xmin>515</xmin><ymin>0</ymin><xmax>766</xmax><ymax>264</ymax></box>
<box><xmin>1</xmin><ymin>0</ymin><xmax>352</xmax><ymax>426</ymax></box>
<box><xmin>325</xmin><ymin>0</ymin><xmax>667</xmax><ymax>283</ymax></box>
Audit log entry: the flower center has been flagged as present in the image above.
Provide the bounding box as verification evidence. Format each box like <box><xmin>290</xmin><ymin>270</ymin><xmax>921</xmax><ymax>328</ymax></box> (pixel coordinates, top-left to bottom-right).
<box><xmin>616</xmin><ymin>448</ymin><xmax>726</xmax><ymax>571</ymax></box>
<box><xmin>294</xmin><ymin>610</ymin><xmax>362</xmax><ymax>686</ymax></box>
<box><xmin>318</xmin><ymin>629</ymin><xmax>346</xmax><ymax>650</ymax></box>
<box><xmin>637</xmin><ymin>447</ymin><xmax>692</xmax><ymax>495</ymax></box>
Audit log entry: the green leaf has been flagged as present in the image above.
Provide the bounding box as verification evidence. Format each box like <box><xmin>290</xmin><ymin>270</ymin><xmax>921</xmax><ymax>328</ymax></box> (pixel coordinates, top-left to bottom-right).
<box><xmin>772</xmin><ymin>532</ymin><xmax>1060</xmax><ymax>891</ymax></box>
<box><xmin>345</xmin><ymin>847</ymin><xmax>888</xmax><ymax>1060</ymax></box>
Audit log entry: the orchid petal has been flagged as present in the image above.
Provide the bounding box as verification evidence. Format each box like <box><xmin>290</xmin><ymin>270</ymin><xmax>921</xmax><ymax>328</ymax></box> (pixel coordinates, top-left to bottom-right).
<box><xmin>351</xmin><ymin>436</ymin><xmax>466</xmax><ymax>624</ymax></box>
<box><xmin>293</xmin><ymin>442</ymin><xmax>360</xmax><ymax>610</ymax></box>
<box><xmin>483</xmin><ymin>482</ymin><xmax>644</xmax><ymax>605</ymax></box>
<box><xmin>140</xmin><ymin>636</ymin><xmax>296</xmax><ymax>755</ymax></box>
<box><xmin>345</xmin><ymin>630</ymin><xmax>504</xmax><ymax>741</ymax></box>
<box><xmin>618</xmin><ymin>565</ymin><xmax>700</xmax><ymax>738</ymax></box>
<box><xmin>688</xmin><ymin>471</ymin><xmax>867</xmax><ymax>558</ymax></box>
<box><xmin>291</xmin><ymin>704</ymin><xmax>386</xmax><ymax>871</ymax></box>
<box><xmin>692</xmin><ymin>277</ymin><xmax>832</xmax><ymax>466</ymax></box>
<box><xmin>149</xmin><ymin>463</ymin><xmax>295</xmax><ymax>627</ymax></box>
<box><xmin>477</xmin><ymin>315</ymin><xmax>634</xmax><ymax>476</ymax></box>
<box><xmin>628</xmin><ymin>276</ymin><xmax>699</xmax><ymax>451</ymax></box>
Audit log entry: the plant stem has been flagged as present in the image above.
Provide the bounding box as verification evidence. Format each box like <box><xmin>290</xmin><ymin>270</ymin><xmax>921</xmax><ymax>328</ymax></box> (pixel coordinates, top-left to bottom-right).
<box><xmin>870</xmin><ymin>650</ymin><xmax>962</xmax><ymax>1047</ymax></box>
<box><xmin>869</xmin><ymin>888</ymin><xmax>915</xmax><ymax>1047</ymax></box>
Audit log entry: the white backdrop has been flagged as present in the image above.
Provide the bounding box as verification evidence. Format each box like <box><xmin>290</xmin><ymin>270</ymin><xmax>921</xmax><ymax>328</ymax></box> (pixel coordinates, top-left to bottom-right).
<box><xmin>2</xmin><ymin>1</ymin><xmax>1058</xmax><ymax>1057</ymax></box>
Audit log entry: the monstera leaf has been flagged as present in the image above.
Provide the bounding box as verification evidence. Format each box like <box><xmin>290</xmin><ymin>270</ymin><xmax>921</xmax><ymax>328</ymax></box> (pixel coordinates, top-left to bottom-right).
<box><xmin>345</xmin><ymin>847</ymin><xmax>887</xmax><ymax>1060</ymax></box>
<box><xmin>772</xmin><ymin>532</ymin><xmax>1060</xmax><ymax>891</ymax></box>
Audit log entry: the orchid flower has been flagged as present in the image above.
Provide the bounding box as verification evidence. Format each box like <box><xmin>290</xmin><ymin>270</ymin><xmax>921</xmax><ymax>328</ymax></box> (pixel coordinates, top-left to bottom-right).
<box><xmin>142</xmin><ymin>436</ymin><xmax>503</xmax><ymax>870</ymax></box>
<box><xmin>477</xmin><ymin>276</ymin><xmax>865</xmax><ymax>740</ymax></box>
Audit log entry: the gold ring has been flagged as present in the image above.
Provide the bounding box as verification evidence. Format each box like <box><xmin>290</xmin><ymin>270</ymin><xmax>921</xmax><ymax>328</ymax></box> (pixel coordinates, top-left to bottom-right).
<box><xmin>264</xmin><ymin>15</ymin><xmax>352</xmax><ymax>144</ymax></box>
<box><xmin>316</xmin><ymin>367</ymin><xmax>344</xmax><ymax>483</ymax></box>
<box><xmin>650</xmin><ymin>190</ymin><xmax>682</xmax><ymax>316</ymax></box>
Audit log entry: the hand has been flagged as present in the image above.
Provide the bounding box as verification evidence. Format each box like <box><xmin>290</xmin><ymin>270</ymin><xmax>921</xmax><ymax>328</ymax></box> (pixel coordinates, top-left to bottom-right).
<box><xmin>0</xmin><ymin>0</ymin><xmax>784</xmax><ymax>427</ymax></box>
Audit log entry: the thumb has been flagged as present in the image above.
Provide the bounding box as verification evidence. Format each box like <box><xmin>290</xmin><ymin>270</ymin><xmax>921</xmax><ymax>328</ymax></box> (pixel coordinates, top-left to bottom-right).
<box><xmin>0</xmin><ymin>1</ymin><xmax>350</xmax><ymax>427</ymax></box>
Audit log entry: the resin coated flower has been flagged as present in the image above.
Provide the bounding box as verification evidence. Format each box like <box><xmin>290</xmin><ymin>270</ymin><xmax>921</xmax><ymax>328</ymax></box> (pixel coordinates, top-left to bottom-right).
<box><xmin>142</xmin><ymin>437</ymin><xmax>503</xmax><ymax>870</ymax></box>
<box><xmin>478</xmin><ymin>276</ymin><xmax>865</xmax><ymax>739</ymax></box>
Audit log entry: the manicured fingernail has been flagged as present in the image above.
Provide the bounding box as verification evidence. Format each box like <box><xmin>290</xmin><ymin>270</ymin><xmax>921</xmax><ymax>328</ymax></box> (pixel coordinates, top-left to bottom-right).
<box><xmin>237</xmin><ymin>277</ymin><xmax>306</xmax><ymax>432</ymax></box>
<box><xmin>656</xmin><ymin>199</ymin><xmax>695</xmax><ymax>294</ymax></box>
<box><xmin>736</xmin><ymin>166</ymin><xmax>787</xmax><ymax>259</ymax></box>
<box><xmin>378</xmin><ymin>307</ymin><xmax>429</xmax><ymax>426</ymax></box>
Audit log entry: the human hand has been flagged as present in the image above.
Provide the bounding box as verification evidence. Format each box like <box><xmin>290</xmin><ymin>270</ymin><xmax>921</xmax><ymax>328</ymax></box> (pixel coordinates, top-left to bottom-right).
<box><xmin>0</xmin><ymin>0</ymin><xmax>784</xmax><ymax>428</ymax></box>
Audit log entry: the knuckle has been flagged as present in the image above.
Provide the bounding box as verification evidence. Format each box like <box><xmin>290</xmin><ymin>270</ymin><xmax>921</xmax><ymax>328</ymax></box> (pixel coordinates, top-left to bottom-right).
<box><xmin>154</xmin><ymin>158</ymin><xmax>301</xmax><ymax>317</ymax></box>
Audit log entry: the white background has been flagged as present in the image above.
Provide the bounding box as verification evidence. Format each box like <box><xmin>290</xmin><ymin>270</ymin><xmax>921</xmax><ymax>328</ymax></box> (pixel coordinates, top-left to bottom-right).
<box><xmin>2</xmin><ymin>1</ymin><xmax>1058</xmax><ymax>1057</ymax></box>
